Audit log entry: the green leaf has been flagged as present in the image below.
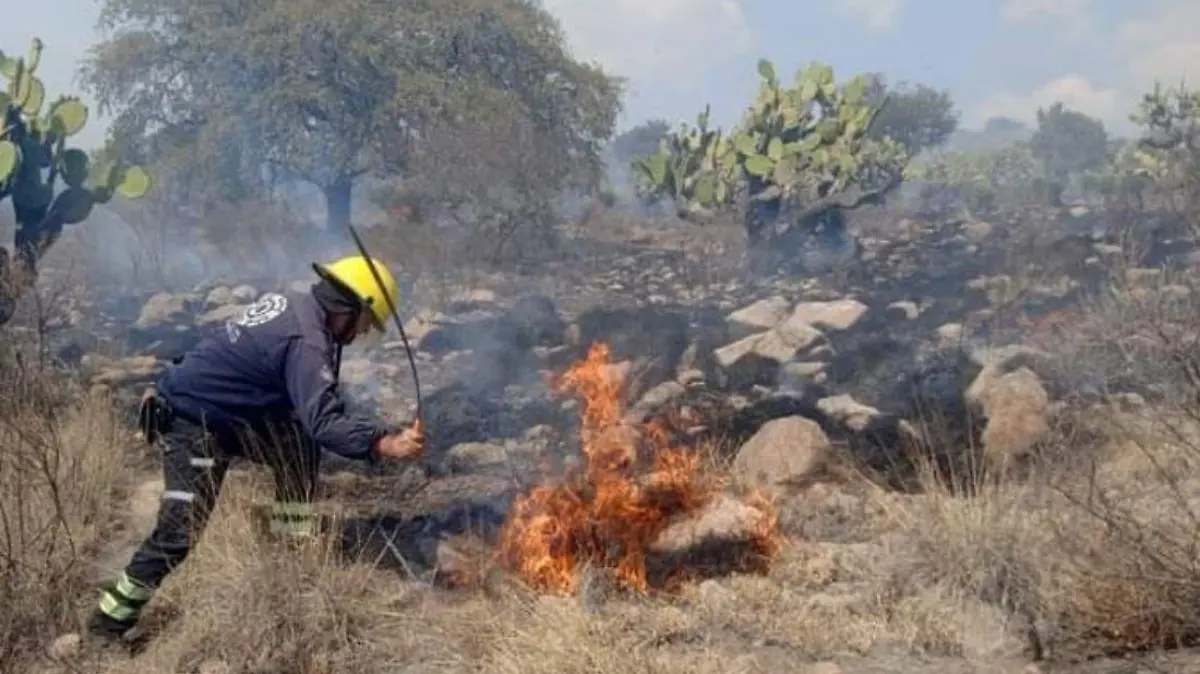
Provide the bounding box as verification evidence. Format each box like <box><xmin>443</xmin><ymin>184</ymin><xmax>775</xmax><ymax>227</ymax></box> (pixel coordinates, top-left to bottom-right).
<box><xmin>715</xmin><ymin>180</ymin><xmax>728</xmax><ymax>203</ymax></box>
<box><xmin>767</xmin><ymin>137</ymin><xmax>783</xmax><ymax>161</ymax></box>
<box><xmin>733</xmin><ymin>133</ymin><xmax>758</xmax><ymax>156</ymax></box>
<box><xmin>16</xmin><ymin>75</ymin><xmax>44</xmax><ymax>115</ymax></box>
<box><xmin>842</xmin><ymin>76</ymin><xmax>867</xmax><ymax>105</ymax></box>
<box><xmin>58</xmin><ymin>148</ymin><xmax>89</xmax><ymax>188</ymax></box>
<box><xmin>757</xmin><ymin>58</ymin><xmax>776</xmax><ymax>84</ymax></box>
<box><xmin>115</xmin><ymin>165</ymin><xmax>152</xmax><ymax>198</ymax></box>
<box><xmin>47</xmin><ymin>98</ymin><xmax>88</xmax><ymax>137</ymax></box>
<box><xmin>693</xmin><ymin>174</ymin><xmax>716</xmax><ymax>205</ymax></box>
<box><xmin>645</xmin><ymin>153</ymin><xmax>668</xmax><ymax>185</ymax></box>
<box><xmin>0</xmin><ymin>140</ymin><xmax>18</xmax><ymax>182</ymax></box>
<box><xmin>799</xmin><ymin>79</ymin><xmax>819</xmax><ymax>104</ymax></box>
<box><xmin>0</xmin><ymin>51</ymin><xmax>16</xmax><ymax>79</ymax></box>
<box><xmin>744</xmin><ymin>154</ymin><xmax>775</xmax><ymax>177</ymax></box>
<box><xmin>51</xmin><ymin>187</ymin><xmax>95</xmax><ymax>224</ymax></box>
<box><xmin>25</xmin><ymin>38</ymin><xmax>42</xmax><ymax>74</ymax></box>
<box><xmin>812</xmin><ymin>64</ymin><xmax>834</xmax><ymax>87</ymax></box>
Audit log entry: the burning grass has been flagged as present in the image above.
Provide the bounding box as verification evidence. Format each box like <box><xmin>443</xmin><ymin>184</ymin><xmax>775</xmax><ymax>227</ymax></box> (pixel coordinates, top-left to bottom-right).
<box><xmin>496</xmin><ymin>342</ymin><xmax>781</xmax><ymax>594</ymax></box>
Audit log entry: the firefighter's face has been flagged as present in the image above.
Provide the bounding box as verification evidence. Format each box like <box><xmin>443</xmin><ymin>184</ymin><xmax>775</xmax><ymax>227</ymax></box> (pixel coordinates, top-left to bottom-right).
<box><xmin>348</xmin><ymin>309</ymin><xmax>384</xmax><ymax>350</ymax></box>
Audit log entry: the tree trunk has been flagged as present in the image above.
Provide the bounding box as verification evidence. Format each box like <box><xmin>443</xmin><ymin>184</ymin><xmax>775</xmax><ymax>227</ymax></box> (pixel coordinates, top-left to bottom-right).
<box><xmin>323</xmin><ymin>177</ymin><xmax>353</xmax><ymax>232</ymax></box>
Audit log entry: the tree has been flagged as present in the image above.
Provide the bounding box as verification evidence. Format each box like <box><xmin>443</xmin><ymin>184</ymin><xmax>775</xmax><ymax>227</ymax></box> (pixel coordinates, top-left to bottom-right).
<box><xmin>0</xmin><ymin>38</ymin><xmax>150</xmax><ymax>327</ymax></box>
<box><xmin>984</xmin><ymin>116</ymin><xmax>1027</xmax><ymax>134</ymax></box>
<box><xmin>1030</xmin><ymin>102</ymin><xmax>1109</xmax><ymax>184</ymax></box>
<box><xmin>81</xmin><ymin>0</ymin><xmax>622</xmax><ymax>231</ymax></box>
<box><xmin>631</xmin><ymin>59</ymin><xmax>907</xmax><ymax>253</ymax></box>
<box><xmin>863</xmin><ymin>74</ymin><xmax>958</xmax><ymax>156</ymax></box>
<box><xmin>612</xmin><ymin>119</ymin><xmax>671</xmax><ymax>164</ymax></box>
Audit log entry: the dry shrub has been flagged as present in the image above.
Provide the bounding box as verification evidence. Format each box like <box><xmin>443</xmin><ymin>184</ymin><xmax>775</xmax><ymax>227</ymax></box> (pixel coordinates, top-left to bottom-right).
<box><xmin>0</xmin><ymin>350</ymin><xmax>128</xmax><ymax>668</ymax></box>
<box><xmin>873</xmin><ymin>257</ymin><xmax>1200</xmax><ymax>661</ymax></box>
<box><xmin>111</xmin><ymin>472</ymin><xmax>500</xmax><ymax>674</ymax></box>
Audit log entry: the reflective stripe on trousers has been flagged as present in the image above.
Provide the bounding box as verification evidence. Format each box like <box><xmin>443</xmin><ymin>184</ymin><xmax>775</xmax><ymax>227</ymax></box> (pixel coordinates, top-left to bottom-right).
<box><xmin>96</xmin><ymin>571</ymin><xmax>154</xmax><ymax>623</ymax></box>
<box><xmin>269</xmin><ymin>501</ymin><xmax>320</xmax><ymax>538</ymax></box>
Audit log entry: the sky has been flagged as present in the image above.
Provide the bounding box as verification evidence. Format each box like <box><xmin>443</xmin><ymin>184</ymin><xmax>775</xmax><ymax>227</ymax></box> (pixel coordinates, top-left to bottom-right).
<box><xmin>4</xmin><ymin>0</ymin><xmax>1200</xmax><ymax>150</ymax></box>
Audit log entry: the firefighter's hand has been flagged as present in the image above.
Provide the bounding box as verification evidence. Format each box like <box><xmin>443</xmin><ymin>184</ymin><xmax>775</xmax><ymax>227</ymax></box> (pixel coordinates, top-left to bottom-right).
<box><xmin>374</xmin><ymin>422</ymin><xmax>425</xmax><ymax>462</ymax></box>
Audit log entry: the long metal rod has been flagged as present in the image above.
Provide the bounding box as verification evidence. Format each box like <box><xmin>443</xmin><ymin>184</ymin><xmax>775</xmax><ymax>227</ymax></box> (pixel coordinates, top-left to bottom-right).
<box><xmin>345</xmin><ymin>221</ymin><xmax>423</xmax><ymax>423</ymax></box>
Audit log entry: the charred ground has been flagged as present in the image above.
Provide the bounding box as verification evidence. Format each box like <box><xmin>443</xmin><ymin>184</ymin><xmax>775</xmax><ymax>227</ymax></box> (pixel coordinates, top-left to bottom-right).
<box><xmin>5</xmin><ymin>195</ymin><xmax>1200</xmax><ymax>673</ymax></box>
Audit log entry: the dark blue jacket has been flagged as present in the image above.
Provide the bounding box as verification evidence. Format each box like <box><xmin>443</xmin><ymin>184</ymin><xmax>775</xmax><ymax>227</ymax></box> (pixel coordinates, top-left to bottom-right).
<box><xmin>155</xmin><ymin>290</ymin><xmax>390</xmax><ymax>460</ymax></box>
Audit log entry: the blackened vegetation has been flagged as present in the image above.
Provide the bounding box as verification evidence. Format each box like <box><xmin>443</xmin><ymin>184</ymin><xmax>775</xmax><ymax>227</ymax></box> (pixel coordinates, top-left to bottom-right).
<box><xmin>416</xmin><ymin>294</ymin><xmax>570</xmax><ymax>455</ymax></box>
<box><xmin>556</xmin><ymin>305</ymin><xmax>692</xmax><ymax>397</ymax></box>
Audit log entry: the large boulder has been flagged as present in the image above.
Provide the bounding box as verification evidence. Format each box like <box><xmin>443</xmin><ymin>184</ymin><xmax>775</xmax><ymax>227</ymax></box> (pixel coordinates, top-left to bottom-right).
<box><xmin>713</xmin><ymin>313</ymin><xmax>827</xmax><ymax>390</ymax></box>
<box><xmin>732</xmin><ymin>415</ymin><xmax>831</xmax><ymax>491</ymax></box>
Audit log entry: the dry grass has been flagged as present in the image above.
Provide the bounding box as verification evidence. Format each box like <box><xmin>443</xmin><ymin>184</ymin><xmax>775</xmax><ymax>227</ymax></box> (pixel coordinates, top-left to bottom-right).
<box><xmin>0</xmin><ymin>354</ymin><xmax>130</xmax><ymax>667</ymax></box>
<box><xmin>9</xmin><ymin>238</ymin><xmax>1200</xmax><ymax>674</ymax></box>
<box><xmin>7</xmin><ymin>375</ymin><xmax>1200</xmax><ymax>673</ymax></box>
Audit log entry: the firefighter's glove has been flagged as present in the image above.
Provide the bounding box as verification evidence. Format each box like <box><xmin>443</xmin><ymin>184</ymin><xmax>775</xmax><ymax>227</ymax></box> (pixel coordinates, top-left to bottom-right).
<box><xmin>373</xmin><ymin>420</ymin><xmax>425</xmax><ymax>462</ymax></box>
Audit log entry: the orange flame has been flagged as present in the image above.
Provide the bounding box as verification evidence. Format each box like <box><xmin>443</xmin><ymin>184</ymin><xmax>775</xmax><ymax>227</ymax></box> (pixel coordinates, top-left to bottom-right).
<box><xmin>495</xmin><ymin>342</ymin><xmax>781</xmax><ymax>594</ymax></box>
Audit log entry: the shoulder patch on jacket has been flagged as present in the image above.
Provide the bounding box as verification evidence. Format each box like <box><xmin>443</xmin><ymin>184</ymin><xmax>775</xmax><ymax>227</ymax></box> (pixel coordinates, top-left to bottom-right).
<box><xmin>236</xmin><ymin>293</ymin><xmax>289</xmax><ymax>327</ymax></box>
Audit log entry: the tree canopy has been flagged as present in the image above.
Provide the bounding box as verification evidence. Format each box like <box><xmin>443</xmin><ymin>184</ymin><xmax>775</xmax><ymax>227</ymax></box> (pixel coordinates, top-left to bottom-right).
<box><xmin>1030</xmin><ymin>102</ymin><xmax>1110</xmax><ymax>181</ymax></box>
<box><xmin>612</xmin><ymin>119</ymin><xmax>671</xmax><ymax>164</ymax></box>
<box><xmin>81</xmin><ymin>0</ymin><xmax>623</xmax><ymax>229</ymax></box>
<box><xmin>863</xmin><ymin>75</ymin><xmax>959</xmax><ymax>157</ymax></box>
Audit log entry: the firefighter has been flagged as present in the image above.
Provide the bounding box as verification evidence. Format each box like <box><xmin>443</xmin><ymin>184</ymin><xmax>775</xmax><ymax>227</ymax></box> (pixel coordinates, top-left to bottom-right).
<box><xmin>86</xmin><ymin>254</ymin><xmax>425</xmax><ymax>647</ymax></box>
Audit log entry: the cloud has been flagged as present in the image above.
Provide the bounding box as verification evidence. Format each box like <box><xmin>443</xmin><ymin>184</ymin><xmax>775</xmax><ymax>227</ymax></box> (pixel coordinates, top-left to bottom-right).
<box><xmin>1000</xmin><ymin>0</ymin><xmax>1093</xmax><ymax>40</ymax></box>
<box><xmin>829</xmin><ymin>0</ymin><xmax>905</xmax><ymax>32</ymax></box>
<box><xmin>969</xmin><ymin>1</ymin><xmax>1200</xmax><ymax>135</ymax></box>
<box><xmin>968</xmin><ymin>75</ymin><xmax>1130</xmax><ymax>132</ymax></box>
<box><xmin>1116</xmin><ymin>2</ymin><xmax>1200</xmax><ymax>86</ymax></box>
<box><xmin>540</xmin><ymin>0</ymin><xmax>753</xmax><ymax>86</ymax></box>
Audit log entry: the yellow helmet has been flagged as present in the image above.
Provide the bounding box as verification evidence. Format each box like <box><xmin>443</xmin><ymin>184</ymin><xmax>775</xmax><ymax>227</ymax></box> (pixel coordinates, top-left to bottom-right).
<box><xmin>312</xmin><ymin>254</ymin><xmax>400</xmax><ymax>330</ymax></box>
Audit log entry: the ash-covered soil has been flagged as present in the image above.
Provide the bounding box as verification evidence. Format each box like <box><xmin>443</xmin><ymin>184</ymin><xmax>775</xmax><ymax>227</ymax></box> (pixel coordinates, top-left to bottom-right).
<box><xmin>17</xmin><ymin>207</ymin><xmax>1200</xmax><ymax>673</ymax></box>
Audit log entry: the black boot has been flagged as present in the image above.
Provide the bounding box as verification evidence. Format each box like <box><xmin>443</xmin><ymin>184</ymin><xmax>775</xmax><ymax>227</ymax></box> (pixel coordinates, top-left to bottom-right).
<box><xmin>87</xmin><ymin>610</ymin><xmax>135</xmax><ymax>643</ymax></box>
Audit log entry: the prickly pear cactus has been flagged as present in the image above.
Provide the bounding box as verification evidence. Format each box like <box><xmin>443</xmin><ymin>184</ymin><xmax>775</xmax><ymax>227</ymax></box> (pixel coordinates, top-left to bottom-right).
<box><xmin>0</xmin><ymin>37</ymin><xmax>152</xmax><ymax>325</ymax></box>
<box><xmin>631</xmin><ymin>58</ymin><xmax>907</xmax><ymax>245</ymax></box>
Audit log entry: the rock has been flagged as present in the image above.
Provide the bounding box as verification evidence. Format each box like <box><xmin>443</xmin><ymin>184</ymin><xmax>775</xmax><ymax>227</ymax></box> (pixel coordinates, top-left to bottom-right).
<box><xmin>91</xmin><ymin>356</ymin><xmax>164</xmax><ymax>387</ymax></box>
<box><xmin>714</xmin><ymin>316</ymin><xmax>826</xmax><ymax>389</ymax></box>
<box><xmin>205</xmin><ymin>286</ymin><xmax>236</xmax><ymax>307</ymax></box>
<box><xmin>196</xmin><ymin>303</ymin><xmax>246</xmax><ymax>326</ymax></box>
<box><xmin>726</xmin><ymin>296</ymin><xmax>791</xmax><ymax>337</ymax></box>
<box><xmin>198</xmin><ymin>659</ymin><xmax>233</xmax><ymax>674</ymax></box>
<box><xmin>649</xmin><ymin>494</ymin><xmax>772</xmax><ymax>555</ymax></box>
<box><xmin>231</xmin><ymin>284</ymin><xmax>258</xmax><ymax>303</ymax></box>
<box><xmin>936</xmin><ymin>322</ymin><xmax>964</xmax><ymax>344</ymax></box>
<box><xmin>961</xmin><ymin>219</ymin><xmax>993</xmax><ymax>241</ymax></box>
<box><xmin>966</xmin><ymin>365</ymin><xmax>1051</xmax><ymax>467</ymax></box>
<box><xmin>733</xmin><ymin>416</ymin><xmax>830</xmax><ymax>490</ymax></box>
<box><xmin>816</xmin><ymin>394</ymin><xmax>884</xmax><ymax>433</ymax></box>
<box><xmin>340</xmin><ymin>357</ymin><xmax>375</xmax><ymax>387</ymax></box>
<box><xmin>443</xmin><ymin>442</ymin><xmax>509</xmax><ymax>474</ymax></box>
<box><xmin>782</xmin><ymin>361</ymin><xmax>826</xmax><ymax>380</ymax></box>
<box><xmin>886</xmin><ymin>300</ymin><xmax>920</xmax><ymax>320</ymax></box>
<box><xmin>788</xmin><ymin>299</ymin><xmax>868</xmax><ymax>332</ymax></box>
<box><xmin>451</xmin><ymin>288</ymin><xmax>497</xmax><ymax>305</ymax></box>
<box><xmin>632</xmin><ymin>380</ymin><xmax>685</xmax><ymax>415</ymax></box>
<box><xmin>47</xmin><ymin>633</ymin><xmax>82</xmax><ymax>660</ymax></box>
<box><xmin>135</xmin><ymin>292</ymin><xmax>191</xmax><ymax>329</ymax></box>
<box><xmin>565</xmin><ymin>306</ymin><xmax>689</xmax><ymax>394</ymax></box>
<box><xmin>507</xmin><ymin>294</ymin><xmax>566</xmax><ymax>347</ymax></box>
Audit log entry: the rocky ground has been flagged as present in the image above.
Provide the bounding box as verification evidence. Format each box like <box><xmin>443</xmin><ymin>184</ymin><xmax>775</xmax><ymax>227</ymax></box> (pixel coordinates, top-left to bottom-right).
<box><xmin>9</xmin><ymin>206</ymin><xmax>1200</xmax><ymax>673</ymax></box>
